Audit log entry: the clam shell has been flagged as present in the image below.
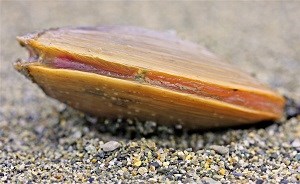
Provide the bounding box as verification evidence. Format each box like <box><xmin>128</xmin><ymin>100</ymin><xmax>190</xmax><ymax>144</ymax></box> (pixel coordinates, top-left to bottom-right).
<box><xmin>15</xmin><ymin>26</ymin><xmax>285</xmax><ymax>128</ymax></box>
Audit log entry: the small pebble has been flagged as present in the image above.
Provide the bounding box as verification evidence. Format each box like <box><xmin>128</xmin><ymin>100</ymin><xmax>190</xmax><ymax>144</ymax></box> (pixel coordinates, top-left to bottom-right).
<box><xmin>291</xmin><ymin>139</ymin><xmax>300</xmax><ymax>148</ymax></box>
<box><xmin>202</xmin><ymin>177</ymin><xmax>221</xmax><ymax>184</ymax></box>
<box><xmin>270</xmin><ymin>153</ymin><xmax>278</xmax><ymax>159</ymax></box>
<box><xmin>148</xmin><ymin>178</ymin><xmax>157</xmax><ymax>183</ymax></box>
<box><xmin>133</xmin><ymin>158</ymin><xmax>142</xmax><ymax>167</ymax></box>
<box><xmin>295</xmin><ymin>153</ymin><xmax>300</xmax><ymax>161</ymax></box>
<box><xmin>163</xmin><ymin>161</ymin><xmax>170</xmax><ymax>167</ymax></box>
<box><xmin>117</xmin><ymin>169</ymin><xmax>124</xmax><ymax>176</ymax></box>
<box><xmin>280</xmin><ymin>179</ymin><xmax>288</xmax><ymax>184</ymax></box>
<box><xmin>219</xmin><ymin>168</ymin><xmax>226</xmax><ymax>175</ymax></box>
<box><xmin>255</xmin><ymin>179</ymin><xmax>264</xmax><ymax>184</ymax></box>
<box><xmin>85</xmin><ymin>144</ymin><xmax>97</xmax><ymax>154</ymax></box>
<box><xmin>209</xmin><ymin>145</ymin><xmax>229</xmax><ymax>155</ymax></box>
<box><xmin>232</xmin><ymin>172</ymin><xmax>243</xmax><ymax>177</ymax></box>
<box><xmin>146</xmin><ymin>141</ymin><xmax>156</xmax><ymax>150</ymax></box>
<box><xmin>88</xmin><ymin>177</ymin><xmax>94</xmax><ymax>183</ymax></box>
<box><xmin>177</xmin><ymin>151</ymin><xmax>185</xmax><ymax>159</ymax></box>
<box><xmin>101</xmin><ymin>141</ymin><xmax>121</xmax><ymax>152</ymax></box>
<box><xmin>138</xmin><ymin>167</ymin><xmax>148</xmax><ymax>175</ymax></box>
<box><xmin>150</xmin><ymin>161</ymin><xmax>161</xmax><ymax>168</ymax></box>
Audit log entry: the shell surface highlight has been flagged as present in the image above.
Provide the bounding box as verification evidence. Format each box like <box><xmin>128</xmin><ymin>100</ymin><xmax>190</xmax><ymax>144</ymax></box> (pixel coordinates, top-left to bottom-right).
<box><xmin>15</xmin><ymin>26</ymin><xmax>285</xmax><ymax>129</ymax></box>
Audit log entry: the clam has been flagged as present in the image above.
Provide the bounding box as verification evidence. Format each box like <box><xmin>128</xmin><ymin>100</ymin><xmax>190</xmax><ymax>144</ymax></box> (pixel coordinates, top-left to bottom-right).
<box><xmin>15</xmin><ymin>26</ymin><xmax>285</xmax><ymax>129</ymax></box>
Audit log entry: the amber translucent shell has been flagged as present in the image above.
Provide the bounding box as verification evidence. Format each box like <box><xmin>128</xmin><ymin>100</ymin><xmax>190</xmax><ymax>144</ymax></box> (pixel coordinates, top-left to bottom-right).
<box><xmin>15</xmin><ymin>26</ymin><xmax>285</xmax><ymax>129</ymax></box>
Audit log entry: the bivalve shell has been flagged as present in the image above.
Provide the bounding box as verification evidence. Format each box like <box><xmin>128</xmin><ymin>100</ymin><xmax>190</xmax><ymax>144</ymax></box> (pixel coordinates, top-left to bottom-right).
<box><xmin>15</xmin><ymin>26</ymin><xmax>285</xmax><ymax>129</ymax></box>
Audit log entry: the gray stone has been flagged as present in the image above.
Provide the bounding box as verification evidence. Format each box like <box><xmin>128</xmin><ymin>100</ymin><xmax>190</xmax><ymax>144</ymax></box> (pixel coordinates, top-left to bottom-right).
<box><xmin>291</xmin><ymin>139</ymin><xmax>300</xmax><ymax>148</ymax></box>
<box><xmin>202</xmin><ymin>177</ymin><xmax>221</xmax><ymax>184</ymax></box>
<box><xmin>209</xmin><ymin>145</ymin><xmax>229</xmax><ymax>155</ymax></box>
<box><xmin>101</xmin><ymin>141</ymin><xmax>121</xmax><ymax>152</ymax></box>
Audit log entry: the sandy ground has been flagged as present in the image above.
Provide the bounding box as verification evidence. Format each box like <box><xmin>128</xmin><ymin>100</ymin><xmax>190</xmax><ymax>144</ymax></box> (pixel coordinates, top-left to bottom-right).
<box><xmin>1</xmin><ymin>1</ymin><xmax>299</xmax><ymax>183</ymax></box>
